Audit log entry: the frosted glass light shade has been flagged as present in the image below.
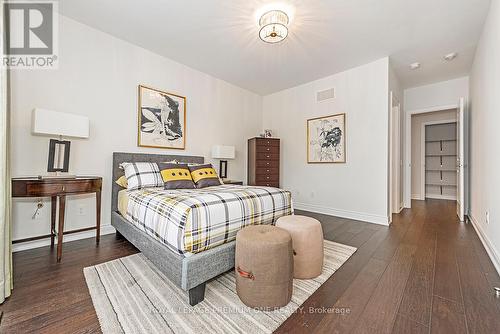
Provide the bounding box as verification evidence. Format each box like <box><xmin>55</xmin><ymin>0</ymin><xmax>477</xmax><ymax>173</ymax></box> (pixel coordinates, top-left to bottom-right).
<box><xmin>211</xmin><ymin>145</ymin><xmax>235</xmax><ymax>159</ymax></box>
<box><xmin>32</xmin><ymin>108</ymin><xmax>89</xmax><ymax>138</ymax></box>
<box><xmin>259</xmin><ymin>10</ymin><xmax>289</xmax><ymax>43</ymax></box>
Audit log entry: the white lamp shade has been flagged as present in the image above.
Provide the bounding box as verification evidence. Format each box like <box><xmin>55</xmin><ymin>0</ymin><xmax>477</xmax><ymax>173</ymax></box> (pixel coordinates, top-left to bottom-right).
<box><xmin>211</xmin><ymin>145</ymin><xmax>235</xmax><ymax>159</ymax></box>
<box><xmin>32</xmin><ymin>108</ymin><xmax>89</xmax><ymax>138</ymax></box>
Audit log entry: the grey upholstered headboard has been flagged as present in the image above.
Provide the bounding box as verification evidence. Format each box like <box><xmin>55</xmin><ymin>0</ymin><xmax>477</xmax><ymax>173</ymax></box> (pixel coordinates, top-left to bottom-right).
<box><xmin>111</xmin><ymin>152</ymin><xmax>204</xmax><ymax>212</ymax></box>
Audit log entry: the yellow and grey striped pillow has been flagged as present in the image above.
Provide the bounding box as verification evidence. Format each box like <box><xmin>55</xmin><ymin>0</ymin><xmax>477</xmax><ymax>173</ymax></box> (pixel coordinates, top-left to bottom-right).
<box><xmin>188</xmin><ymin>164</ymin><xmax>222</xmax><ymax>188</ymax></box>
<box><xmin>158</xmin><ymin>163</ymin><xmax>196</xmax><ymax>189</ymax></box>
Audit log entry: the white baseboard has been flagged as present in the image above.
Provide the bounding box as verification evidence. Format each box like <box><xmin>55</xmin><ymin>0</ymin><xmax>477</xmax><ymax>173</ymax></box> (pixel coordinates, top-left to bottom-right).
<box><xmin>294</xmin><ymin>202</ymin><xmax>389</xmax><ymax>226</ymax></box>
<box><xmin>411</xmin><ymin>194</ymin><xmax>424</xmax><ymax>200</ymax></box>
<box><xmin>13</xmin><ymin>224</ymin><xmax>116</xmax><ymax>253</ymax></box>
<box><xmin>469</xmin><ymin>214</ymin><xmax>500</xmax><ymax>276</ymax></box>
<box><xmin>425</xmin><ymin>194</ymin><xmax>456</xmax><ymax>201</ymax></box>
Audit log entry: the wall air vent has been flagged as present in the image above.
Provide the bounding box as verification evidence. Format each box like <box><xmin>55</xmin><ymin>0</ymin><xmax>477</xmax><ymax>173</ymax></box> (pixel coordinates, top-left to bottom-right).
<box><xmin>316</xmin><ymin>88</ymin><xmax>335</xmax><ymax>102</ymax></box>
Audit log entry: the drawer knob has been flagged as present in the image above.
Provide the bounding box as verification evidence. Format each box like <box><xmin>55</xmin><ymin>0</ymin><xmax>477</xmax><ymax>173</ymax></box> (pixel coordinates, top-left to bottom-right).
<box><xmin>62</xmin><ymin>186</ymin><xmax>65</xmax><ymax>191</ymax></box>
<box><xmin>267</xmin><ymin>163</ymin><xmax>269</xmax><ymax>165</ymax></box>
<box><xmin>267</xmin><ymin>141</ymin><xmax>270</xmax><ymax>144</ymax></box>
<box><xmin>266</xmin><ymin>176</ymin><xmax>269</xmax><ymax>179</ymax></box>
<box><xmin>266</xmin><ymin>155</ymin><xmax>270</xmax><ymax>158</ymax></box>
<box><xmin>266</xmin><ymin>184</ymin><xmax>270</xmax><ymax>186</ymax></box>
<box><xmin>266</xmin><ymin>148</ymin><xmax>270</xmax><ymax>151</ymax></box>
<box><xmin>266</xmin><ymin>169</ymin><xmax>269</xmax><ymax>172</ymax></box>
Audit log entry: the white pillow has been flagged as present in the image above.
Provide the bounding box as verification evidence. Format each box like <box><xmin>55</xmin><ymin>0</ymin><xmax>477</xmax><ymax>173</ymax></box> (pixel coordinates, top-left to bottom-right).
<box><xmin>121</xmin><ymin>162</ymin><xmax>163</xmax><ymax>190</ymax></box>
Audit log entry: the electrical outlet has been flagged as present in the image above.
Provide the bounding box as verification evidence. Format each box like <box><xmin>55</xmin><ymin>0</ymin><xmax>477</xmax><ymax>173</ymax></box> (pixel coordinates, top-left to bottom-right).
<box><xmin>77</xmin><ymin>205</ymin><xmax>86</xmax><ymax>216</ymax></box>
<box><xmin>32</xmin><ymin>200</ymin><xmax>44</xmax><ymax>220</ymax></box>
<box><xmin>486</xmin><ymin>211</ymin><xmax>490</xmax><ymax>224</ymax></box>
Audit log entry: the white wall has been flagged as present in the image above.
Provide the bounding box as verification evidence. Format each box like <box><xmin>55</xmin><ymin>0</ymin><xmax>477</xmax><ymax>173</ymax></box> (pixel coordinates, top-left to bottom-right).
<box><xmin>404</xmin><ymin>76</ymin><xmax>469</xmax><ymax>112</ymax></box>
<box><xmin>263</xmin><ymin>58</ymin><xmax>390</xmax><ymax>225</ymax></box>
<box><xmin>10</xmin><ymin>15</ymin><xmax>263</xmax><ymax>249</ymax></box>
<box><xmin>469</xmin><ymin>0</ymin><xmax>500</xmax><ymax>273</ymax></box>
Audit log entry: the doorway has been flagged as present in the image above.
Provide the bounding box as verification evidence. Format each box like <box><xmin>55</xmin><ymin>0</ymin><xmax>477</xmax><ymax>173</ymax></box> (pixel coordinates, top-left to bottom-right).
<box><xmin>409</xmin><ymin>110</ymin><xmax>456</xmax><ymax>201</ymax></box>
<box><xmin>404</xmin><ymin>99</ymin><xmax>468</xmax><ymax>221</ymax></box>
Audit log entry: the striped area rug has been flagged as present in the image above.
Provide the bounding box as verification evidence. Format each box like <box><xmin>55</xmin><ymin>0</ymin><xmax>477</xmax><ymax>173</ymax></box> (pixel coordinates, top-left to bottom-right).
<box><xmin>84</xmin><ymin>240</ymin><xmax>356</xmax><ymax>334</ymax></box>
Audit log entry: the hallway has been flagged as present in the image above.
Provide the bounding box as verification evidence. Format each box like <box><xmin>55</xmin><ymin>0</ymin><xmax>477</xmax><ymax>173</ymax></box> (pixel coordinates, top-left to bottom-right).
<box><xmin>279</xmin><ymin>200</ymin><xmax>500</xmax><ymax>333</ymax></box>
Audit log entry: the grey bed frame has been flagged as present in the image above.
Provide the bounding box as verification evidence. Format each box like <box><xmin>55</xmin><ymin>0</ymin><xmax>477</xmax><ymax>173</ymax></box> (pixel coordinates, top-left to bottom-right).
<box><xmin>111</xmin><ymin>152</ymin><xmax>236</xmax><ymax>306</ymax></box>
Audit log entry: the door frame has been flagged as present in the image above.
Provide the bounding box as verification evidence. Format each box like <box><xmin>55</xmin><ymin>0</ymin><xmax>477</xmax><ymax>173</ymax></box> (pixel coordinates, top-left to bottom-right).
<box><xmin>389</xmin><ymin>92</ymin><xmax>402</xmax><ymax>219</ymax></box>
<box><xmin>404</xmin><ymin>104</ymin><xmax>458</xmax><ymax>208</ymax></box>
<box><xmin>420</xmin><ymin>119</ymin><xmax>457</xmax><ymax>200</ymax></box>
<box><xmin>457</xmin><ymin>97</ymin><xmax>468</xmax><ymax>221</ymax></box>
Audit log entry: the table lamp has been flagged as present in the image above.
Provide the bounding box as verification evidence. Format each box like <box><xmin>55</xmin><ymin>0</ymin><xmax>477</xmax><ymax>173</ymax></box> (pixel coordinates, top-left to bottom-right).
<box><xmin>32</xmin><ymin>108</ymin><xmax>89</xmax><ymax>176</ymax></box>
<box><xmin>211</xmin><ymin>145</ymin><xmax>235</xmax><ymax>179</ymax></box>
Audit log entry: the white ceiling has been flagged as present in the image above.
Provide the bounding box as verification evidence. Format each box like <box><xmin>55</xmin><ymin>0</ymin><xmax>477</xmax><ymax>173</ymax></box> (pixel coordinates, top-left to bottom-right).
<box><xmin>59</xmin><ymin>0</ymin><xmax>491</xmax><ymax>95</ymax></box>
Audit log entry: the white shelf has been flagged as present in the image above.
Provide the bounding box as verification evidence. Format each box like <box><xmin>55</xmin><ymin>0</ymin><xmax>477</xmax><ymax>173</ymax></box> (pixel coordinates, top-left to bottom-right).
<box><xmin>425</xmin><ymin>122</ymin><xmax>458</xmax><ymax>198</ymax></box>
<box><xmin>426</xmin><ymin>154</ymin><xmax>457</xmax><ymax>157</ymax></box>
<box><xmin>425</xmin><ymin>139</ymin><xmax>456</xmax><ymax>143</ymax></box>
<box><xmin>426</xmin><ymin>183</ymin><xmax>457</xmax><ymax>187</ymax></box>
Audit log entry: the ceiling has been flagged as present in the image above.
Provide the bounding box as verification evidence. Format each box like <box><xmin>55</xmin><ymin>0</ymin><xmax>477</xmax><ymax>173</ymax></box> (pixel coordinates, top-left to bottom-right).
<box><xmin>59</xmin><ymin>0</ymin><xmax>491</xmax><ymax>95</ymax></box>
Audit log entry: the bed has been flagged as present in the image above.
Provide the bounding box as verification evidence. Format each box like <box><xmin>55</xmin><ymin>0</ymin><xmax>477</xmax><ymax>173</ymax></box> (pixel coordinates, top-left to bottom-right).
<box><xmin>111</xmin><ymin>152</ymin><xmax>293</xmax><ymax>305</ymax></box>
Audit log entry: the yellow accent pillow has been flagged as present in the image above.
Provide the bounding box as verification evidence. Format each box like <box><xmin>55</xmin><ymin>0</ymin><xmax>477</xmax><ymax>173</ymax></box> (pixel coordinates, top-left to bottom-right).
<box><xmin>158</xmin><ymin>163</ymin><xmax>196</xmax><ymax>189</ymax></box>
<box><xmin>188</xmin><ymin>164</ymin><xmax>222</xmax><ymax>188</ymax></box>
<box><xmin>115</xmin><ymin>175</ymin><xmax>128</xmax><ymax>188</ymax></box>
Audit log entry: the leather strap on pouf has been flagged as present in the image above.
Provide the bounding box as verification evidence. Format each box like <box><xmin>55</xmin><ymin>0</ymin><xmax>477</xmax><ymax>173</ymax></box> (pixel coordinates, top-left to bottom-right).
<box><xmin>237</xmin><ymin>267</ymin><xmax>255</xmax><ymax>280</ymax></box>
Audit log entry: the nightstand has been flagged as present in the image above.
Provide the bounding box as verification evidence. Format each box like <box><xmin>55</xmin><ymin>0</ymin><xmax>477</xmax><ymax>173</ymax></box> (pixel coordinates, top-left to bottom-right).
<box><xmin>12</xmin><ymin>176</ymin><xmax>102</xmax><ymax>262</ymax></box>
<box><xmin>223</xmin><ymin>180</ymin><xmax>243</xmax><ymax>185</ymax></box>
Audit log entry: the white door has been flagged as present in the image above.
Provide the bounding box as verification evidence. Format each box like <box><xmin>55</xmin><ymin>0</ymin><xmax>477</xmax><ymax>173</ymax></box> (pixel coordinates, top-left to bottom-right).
<box><xmin>392</xmin><ymin>104</ymin><xmax>401</xmax><ymax>213</ymax></box>
<box><xmin>389</xmin><ymin>93</ymin><xmax>401</xmax><ymax>220</ymax></box>
<box><xmin>456</xmin><ymin>98</ymin><xmax>465</xmax><ymax>221</ymax></box>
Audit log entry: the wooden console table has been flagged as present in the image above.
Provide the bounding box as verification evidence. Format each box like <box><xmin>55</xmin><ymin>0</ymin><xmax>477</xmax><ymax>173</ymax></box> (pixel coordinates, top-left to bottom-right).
<box><xmin>12</xmin><ymin>176</ymin><xmax>102</xmax><ymax>262</ymax></box>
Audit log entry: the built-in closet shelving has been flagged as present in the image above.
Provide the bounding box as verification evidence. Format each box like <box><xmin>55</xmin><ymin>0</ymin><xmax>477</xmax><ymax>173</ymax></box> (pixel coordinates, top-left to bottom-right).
<box><xmin>424</xmin><ymin>123</ymin><xmax>457</xmax><ymax>200</ymax></box>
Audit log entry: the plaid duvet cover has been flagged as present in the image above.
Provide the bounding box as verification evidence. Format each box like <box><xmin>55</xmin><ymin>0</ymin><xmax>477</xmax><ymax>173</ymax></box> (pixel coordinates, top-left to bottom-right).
<box><xmin>124</xmin><ymin>185</ymin><xmax>293</xmax><ymax>256</ymax></box>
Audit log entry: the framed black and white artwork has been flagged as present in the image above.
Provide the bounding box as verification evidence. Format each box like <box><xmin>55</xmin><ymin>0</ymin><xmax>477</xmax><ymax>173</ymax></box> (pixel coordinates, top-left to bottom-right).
<box><xmin>138</xmin><ymin>85</ymin><xmax>186</xmax><ymax>150</ymax></box>
<box><xmin>307</xmin><ymin>113</ymin><xmax>346</xmax><ymax>163</ymax></box>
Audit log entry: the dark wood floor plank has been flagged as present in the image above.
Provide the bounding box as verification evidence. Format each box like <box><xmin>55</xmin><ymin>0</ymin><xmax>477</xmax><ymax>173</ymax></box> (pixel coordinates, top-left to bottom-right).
<box><xmin>433</xmin><ymin>231</ymin><xmax>464</xmax><ymax>304</ymax></box>
<box><xmin>324</xmin><ymin>219</ymin><xmax>360</xmax><ymax>242</ymax></box>
<box><xmin>392</xmin><ymin>314</ymin><xmax>429</xmax><ymax>334</ymax></box>
<box><xmin>348</xmin><ymin>227</ymin><xmax>380</xmax><ymax>248</ymax></box>
<box><xmin>353</xmin><ymin>243</ymin><xmax>417</xmax><ymax>333</ymax></box>
<box><xmin>312</xmin><ymin>258</ymin><xmax>388</xmax><ymax>334</ymax></box>
<box><xmin>456</xmin><ymin>238</ymin><xmax>500</xmax><ymax>333</ymax></box>
<box><xmin>0</xmin><ymin>235</ymin><xmax>136</xmax><ymax>333</ymax></box>
<box><xmin>430</xmin><ymin>295</ymin><xmax>467</xmax><ymax>334</ymax></box>
<box><xmin>398</xmin><ymin>228</ymin><xmax>437</xmax><ymax>326</ymax></box>
<box><xmin>465</xmin><ymin>222</ymin><xmax>500</xmax><ymax>291</ymax></box>
<box><xmin>370</xmin><ymin>209</ymin><xmax>416</xmax><ymax>261</ymax></box>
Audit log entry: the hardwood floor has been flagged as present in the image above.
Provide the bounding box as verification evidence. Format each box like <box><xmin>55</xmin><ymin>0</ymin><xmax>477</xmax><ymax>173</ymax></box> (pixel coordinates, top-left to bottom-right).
<box><xmin>1</xmin><ymin>199</ymin><xmax>499</xmax><ymax>333</ymax></box>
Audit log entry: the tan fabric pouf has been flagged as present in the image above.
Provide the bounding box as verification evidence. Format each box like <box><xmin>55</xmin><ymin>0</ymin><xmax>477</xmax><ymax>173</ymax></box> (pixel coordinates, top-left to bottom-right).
<box><xmin>235</xmin><ymin>225</ymin><xmax>293</xmax><ymax>309</ymax></box>
<box><xmin>276</xmin><ymin>215</ymin><xmax>324</xmax><ymax>279</ymax></box>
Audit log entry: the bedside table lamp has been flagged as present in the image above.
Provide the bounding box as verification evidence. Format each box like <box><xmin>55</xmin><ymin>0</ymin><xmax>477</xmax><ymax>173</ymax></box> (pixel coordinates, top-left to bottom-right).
<box><xmin>32</xmin><ymin>108</ymin><xmax>89</xmax><ymax>175</ymax></box>
<box><xmin>211</xmin><ymin>145</ymin><xmax>235</xmax><ymax>179</ymax></box>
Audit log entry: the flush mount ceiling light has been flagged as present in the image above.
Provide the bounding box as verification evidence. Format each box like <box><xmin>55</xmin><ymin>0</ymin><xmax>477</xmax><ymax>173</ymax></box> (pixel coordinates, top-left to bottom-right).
<box><xmin>444</xmin><ymin>52</ymin><xmax>458</xmax><ymax>61</ymax></box>
<box><xmin>409</xmin><ymin>62</ymin><xmax>421</xmax><ymax>70</ymax></box>
<box><xmin>259</xmin><ymin>10</ymin><xmax>289</xmax><ymax>43</ymax></box>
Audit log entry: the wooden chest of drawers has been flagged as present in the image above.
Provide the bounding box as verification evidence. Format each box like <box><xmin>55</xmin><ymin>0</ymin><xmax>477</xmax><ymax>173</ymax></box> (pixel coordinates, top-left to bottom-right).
<box><xmin>248</xmin><ymin>137</ymin><xmax>280</xmax><ymax>187</ymax></box>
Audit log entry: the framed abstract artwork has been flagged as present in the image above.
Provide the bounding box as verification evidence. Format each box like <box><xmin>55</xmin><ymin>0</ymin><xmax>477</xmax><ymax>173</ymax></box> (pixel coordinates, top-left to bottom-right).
<box><xmin>307</xmin><ymin>113</ymin><xmax>346</xmax><ymax>163</ymax></box>
<box><xmin>138</xmin><ymin>85</ymin><xmax>186</xmax><ymax>149</ymax></box>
